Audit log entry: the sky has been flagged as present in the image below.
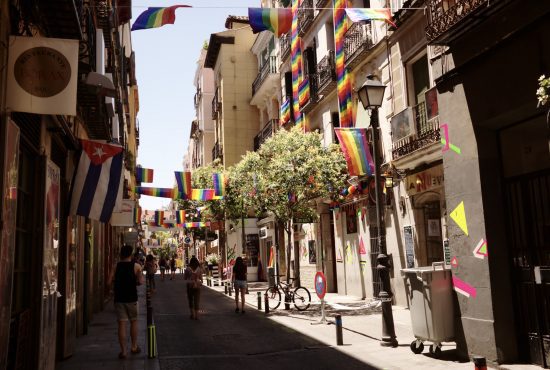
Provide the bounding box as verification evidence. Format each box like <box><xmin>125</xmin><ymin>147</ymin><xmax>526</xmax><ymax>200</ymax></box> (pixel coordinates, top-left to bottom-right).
<box><xmin>131</xmin><ymin>0</ymin><xmax>258</xmax><ymax>212</ymax></box>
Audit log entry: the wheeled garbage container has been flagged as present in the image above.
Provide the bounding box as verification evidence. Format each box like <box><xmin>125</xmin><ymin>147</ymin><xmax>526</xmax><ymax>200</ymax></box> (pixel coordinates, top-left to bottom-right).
<box><xmin>401</xmin><ymin>262</ymin><xmax>455</xmax><ymax>357</ymax></box>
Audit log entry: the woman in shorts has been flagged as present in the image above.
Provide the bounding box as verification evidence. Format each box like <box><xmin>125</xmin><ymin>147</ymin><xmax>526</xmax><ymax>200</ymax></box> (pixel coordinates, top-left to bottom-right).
<box><xmin>232</xmin><ymin>257</ymin><xmax>247</xmax><ymax>314</ymax></box>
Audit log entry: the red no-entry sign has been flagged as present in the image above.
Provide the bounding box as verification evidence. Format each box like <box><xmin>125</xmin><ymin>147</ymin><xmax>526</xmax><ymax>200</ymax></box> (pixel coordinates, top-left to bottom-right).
<box><xmin>314</xmin><ymin>271</ymin><xmax>327</xmax><ymax>299</ymax></box>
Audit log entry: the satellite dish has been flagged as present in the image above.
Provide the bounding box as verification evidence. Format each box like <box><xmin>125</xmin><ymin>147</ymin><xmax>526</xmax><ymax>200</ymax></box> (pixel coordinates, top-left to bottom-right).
<box><xmin>85</xmin><ymin>72</ymin><xmax>116</xmax><ymax>97</ymax></box>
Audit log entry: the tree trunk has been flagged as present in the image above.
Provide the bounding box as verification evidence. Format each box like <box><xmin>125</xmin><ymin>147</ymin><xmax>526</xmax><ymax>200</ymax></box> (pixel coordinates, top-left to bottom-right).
<box><xmin>219</xmin><ymin>220</ymin><xmax>226</xmax><ymax>276</ymax></box>
<box><xmin>293</xmin><ymin>228</ymin><xmax>300</xmax><ymax>288</ymax></box>
<box><xmin>285</xmin><ymin>220</ymin><xmax>291</xmax><ymax>283</ymax></box>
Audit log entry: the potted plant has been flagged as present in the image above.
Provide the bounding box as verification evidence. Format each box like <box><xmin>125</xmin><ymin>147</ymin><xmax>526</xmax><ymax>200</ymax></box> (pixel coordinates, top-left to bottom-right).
<box><xmin>206</xmin><ymin>253</ymin><xmax>219</xmax><ymax>270</ymax></box>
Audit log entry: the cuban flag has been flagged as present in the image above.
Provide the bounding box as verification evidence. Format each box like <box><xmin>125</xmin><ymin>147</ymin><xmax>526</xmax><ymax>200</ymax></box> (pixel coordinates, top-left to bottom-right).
<box><xmin>69</xmin><ymin>139</ymin><xmax>123</xmax><ymax>222</ymax></box>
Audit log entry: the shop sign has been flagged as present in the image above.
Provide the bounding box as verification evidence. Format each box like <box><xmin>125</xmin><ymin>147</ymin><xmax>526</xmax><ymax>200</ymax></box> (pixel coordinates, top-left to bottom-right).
<box><xmin>405</xmin><ymin>165</ymin><xmax>444</xmax><ymax>196</ymax></box>
<box><xmin>259</xmin><ymin>227</ymin><xmax>268</xmax><ymax>239</ymax></box>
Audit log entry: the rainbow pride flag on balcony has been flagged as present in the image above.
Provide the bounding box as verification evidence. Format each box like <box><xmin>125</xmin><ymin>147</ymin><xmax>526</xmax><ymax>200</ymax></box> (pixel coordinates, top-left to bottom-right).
<box><xmin>191</xmin><ymin>189</ymin><xmax>217</xmax><ymax>201</ymax></box>
<box><xmin>182</xmin><ymin>222</ymin><xmax>210</xmax><ymax>228</ymax></box>
<box><xmin>298</xmin><ymin>78</ymin><xmax>310</xmax><ymax>108</ymax></box>
<box><xmin>136</xmin><ymin>167</ymin><xmax>154</xmax><ymax>183</ymax></box>
<box><xmin>131</xmin><ymin>5</ymin><xmax>191</xmax><ymax>31</ymax></box>
<box><xmin>280</xmin><ymin>99</ymin><xmax>291</xmax><ymax>125</ymax></box>
<box><xmin>334</xmin><ymin>128</ymin><xmax>375</xmax><ymax>176</ymax></box>
<box><xmin>344</xmin><ymin>8</ymin><xmax>396</xmax><ymax>27</ymax></box>
<box><xmin>248</xmin><ymin>8</ymin><xmax>292</xmax><ymax>37</ymax></box>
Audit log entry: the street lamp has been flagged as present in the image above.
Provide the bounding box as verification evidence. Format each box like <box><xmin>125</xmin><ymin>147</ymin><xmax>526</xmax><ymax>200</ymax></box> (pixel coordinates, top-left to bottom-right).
<box><xmin>358</xmin><ymin>75</ymin><xmax>398</xmax><ymax>348</ymax></box>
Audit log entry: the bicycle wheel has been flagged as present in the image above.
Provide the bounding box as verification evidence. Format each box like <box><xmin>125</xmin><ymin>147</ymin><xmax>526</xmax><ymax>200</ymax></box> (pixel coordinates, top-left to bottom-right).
<box><xmin>265</xmin><ymin>286</ymin><xmax>281</xmax><ymax>310</ymax></box>
<box><xmin>293</xmin><ymin>287</ymin><xmax>311</xmax><ymax>311</ymax></box>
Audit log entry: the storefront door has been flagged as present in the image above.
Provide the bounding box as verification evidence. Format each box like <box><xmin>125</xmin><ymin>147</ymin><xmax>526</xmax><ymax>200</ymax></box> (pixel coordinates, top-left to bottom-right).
<box><xmin>501</xmin><ymin>117</ymin><xmax>550</xmax><ymax>367</ymax></box>
<box><xmin>423</xmin><ymin>201</ymin><xmax>443</xmax><ymax>266</ymax></box>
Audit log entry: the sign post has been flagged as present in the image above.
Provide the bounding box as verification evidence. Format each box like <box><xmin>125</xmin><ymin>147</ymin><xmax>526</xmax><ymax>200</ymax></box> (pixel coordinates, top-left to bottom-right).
<box><xmin>311</xmin><ymin>272</ymin><xmax>329</xmax><ymax>325</ymax></box>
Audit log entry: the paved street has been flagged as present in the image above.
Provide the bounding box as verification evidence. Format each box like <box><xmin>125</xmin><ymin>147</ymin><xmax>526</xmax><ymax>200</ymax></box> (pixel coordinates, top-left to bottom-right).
<box><xmin>56</xmin><ymin>274</ymin><xmax>541</xmax><ymax>370</ymax></box>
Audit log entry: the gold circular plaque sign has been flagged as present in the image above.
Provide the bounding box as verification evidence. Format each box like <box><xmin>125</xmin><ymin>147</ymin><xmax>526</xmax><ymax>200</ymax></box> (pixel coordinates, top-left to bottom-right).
<box><xmin>14</xmin><ymin>47</ymin><xmax>71</xmax><ymax>98</ymax></box>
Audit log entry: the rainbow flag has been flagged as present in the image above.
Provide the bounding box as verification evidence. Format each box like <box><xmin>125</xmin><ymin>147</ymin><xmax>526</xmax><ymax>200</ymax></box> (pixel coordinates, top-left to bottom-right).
<box><xmin>212</xmin><ymin>173</ymin><xmax>226</xmax><ymax>196</ymax></box>
<box><xmin>136</xmin><ymin>167</ymin><xmax>154</xmax><ymax>183</ymax></box>
<box><xmin>298</xmin><ymin>78</ymin><xmax>310</xmax><ymax>108</ymax></box>
<box><xmin>176</xmin><ymin>210</ymin><xmax>186</xmax><ymax>224</ymax></box>
<box><xmin>280</xmin><ymin>98</ymin><xmax>291</xmax><ymax>125</ymax></box>
<box><xmin>268</xmin><ymin>246</ymin><xmax>275</xmax><ymax>268</ymax></box>
<box><xmin>334</xmin><ymin>128</ymin><xmax>375</xmax><ymax>176</ymax></box>
<box><xmin>154</xmin><ymin>211</ymin><xmax>164</xmax><ymax>226</ymax></box>
<box><xmin>345</xmin><ymin>8</ymin><xmax>396</xmax><ymax>27</ymax></box>
<box><xmin>248</xmin><ymin>8</ymin><xmax>292</xmax><ymax>36</ymax></box>
<box><xmin>134</xmin><ymin>186</ymin><xmax>177</xmax><ymax>198</ymax></box>
<box><xmin>134</xmin><ymin>205</ymin><xmax>141</xmax><ymax>224</ymax></box>
<box><xmin>191</xmin><ymin>189</ymin><xmax>216</xmax><ymax>201</ymax></box>
<box><xmin>291</xmin><ymin>0</ymin><xmax>303</xmax><ymax>126</ymax></box>
<box><xmin>333</xmin><ymin>0</ymin><xmax>354</xmax><ymax>127</ymax></box>
<box><xmin>131</xmin><ymin>5</ymin><xmax>191</xmax><ymax>31</ymax></box>
<box><xmin>183</xmin><ymin>222</ymin><xmax>210</xmax><ymax>228</ymax></box>
<box><xmin>175</xmin><ymin>171</ymin><xmax>192</xmax><ymax>199</ymax></box>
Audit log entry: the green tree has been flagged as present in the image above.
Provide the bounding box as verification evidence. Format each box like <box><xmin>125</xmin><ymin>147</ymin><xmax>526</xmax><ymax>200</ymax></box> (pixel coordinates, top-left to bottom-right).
<box><xmin>236</xmin><ymin>127</ymin><xmax>347</xmax><ymax>286</ymax></box>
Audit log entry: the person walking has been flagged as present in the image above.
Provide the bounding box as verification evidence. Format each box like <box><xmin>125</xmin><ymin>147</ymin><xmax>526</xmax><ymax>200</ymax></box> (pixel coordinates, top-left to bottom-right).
<box><xmin>232</xmin><ymin>256</ymin><xmax>247</xmax><ymax>314</ymax></box>
<box><xmin>159</xmin><ymin>256</ymin><xmax>167</xmax><ymax>281</ymax></box>
<box><xmin>144</xmin><ymin>254</ymin><xmax>157</xmax><ymax>292</ymax></box>
<box><xmin>111</xmin><ymin>244</ymin><xmax>143</xmax><ymax>359</ymax></box>
<box><xmin>184</xmin><ymin>256</ymin><xmax>203</xmax><ymax>320</ymax></box>
<box><xmin>169</xmin><ymin>256</ymin><xmax>177</xmax><ymax>280</ymax></box>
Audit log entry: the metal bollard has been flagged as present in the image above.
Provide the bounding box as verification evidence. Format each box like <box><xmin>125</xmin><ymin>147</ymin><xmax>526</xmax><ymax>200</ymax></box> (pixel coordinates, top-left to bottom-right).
<box><xmin>257</xmin><ymin>292</ymin><xmax>262</xmax><ymax>310</ymax></box>
<box><xmin>473</xmin><ymin>356</ymin><xmax>487</xmax><ymax>370</ymax></box>
<box><xmin>224</xmin><ymin>282</ymin><xmax>228</xmax><ymax>294</ymax></box>
<box><xmin>229</xmin><ymin>283</ymin><xmax>232</xmax><ymax>296</ymax></box>
<box><xmin>284</xmin><ymin>293</ymin><xmax>290</xmax><ymax>310</ymax></box>
<box><xmin>335</xmin><ymin>314</ymin><xmax>343</xmax><ymax>345</ymax></box>
<box><xmin>146</xmin><ymin>279</ymin><xmax>157</xmax><ymax>358</ymax></box>
<box><xmin>264</xmin><ymin>293</ymin><xmax>269</xmax><ymax>314</ymax></box>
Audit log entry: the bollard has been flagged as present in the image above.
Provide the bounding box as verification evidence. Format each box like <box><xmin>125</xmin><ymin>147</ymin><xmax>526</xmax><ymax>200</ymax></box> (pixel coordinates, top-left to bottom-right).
<box><xmin>473</xmin><ymin>356</ymin><xmax>487</xmax><ymax>370</ymax></box>
<box><xmin>257</xmin><ymin>292</ymin><xmax>262</xmax><ymax>310</ymax></box>
<box><xmin>335</xmin><ymin>314</ymin><xmax>343</xmax><ymax>346</ymax></box>
<box><xmin>147</xmin><ymin>325</ymin><xmax>157</xmax><ymax>358</ymax></box>
<box><xmin>224</xmin><ymin>282</ymin><xmax>228</xmax><ymax>294</ymax></box>
<box><xmin>284</xmin><ymin>293</ymin><xmax>290</xmax><ymax>310</ymax></box>
<box><xmin>264</xmin><ymin>293</ymin><xmax>269</xmax><ymax>314</ymax></box>
<box><xmin>229</xmin><ymin>283</ymin><xmax>232</xmax><ymax>296</ymax></box>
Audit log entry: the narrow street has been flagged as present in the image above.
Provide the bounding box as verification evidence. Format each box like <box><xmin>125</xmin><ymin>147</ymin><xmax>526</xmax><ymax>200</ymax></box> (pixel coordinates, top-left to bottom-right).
<box><xmin>152</xmin><ymin>275</ymin><xmax>374</xmax><ymax>370</ymax></box>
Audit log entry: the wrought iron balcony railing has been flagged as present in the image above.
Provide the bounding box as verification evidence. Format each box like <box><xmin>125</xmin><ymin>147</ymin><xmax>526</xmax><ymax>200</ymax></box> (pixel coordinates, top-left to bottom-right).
<box><xmin>316</xmin><ymin>0</ymin><xmax>330</xmax><ymax>10</ymax></box>
<box><xmin>38</xmin><ymin>0</ymin><xmax>83</xmax><ymax>39</ymax></box>
<box><xmin>212</xmin><ymin>141</ymin><xmax>223</xmax><ymax>161</ymax></box>
<box><xmin>280</xmin><ymin>32</ymin><xmax>291</xmax><ymax>61</ymax></box>
<box><xmin>299</xmin><ymin>75</ymin><xmax>319</xmax><ymax>114</ymax></box>
<box><xmin>252</xmin><ymin>56</ymin><xmax>278</xmax><ymax>96</ymax></box>
<box><xmin>344</xmin><ymin>21</ymin><xmax>373</xmax><ymax>69</ymax></box>
<box><xmin>317</xmin><ymin>51</ymin><xmax>336</xmax><ymax>95</ymax></box>
<box><xmin>426</xmin><ymin>0</ymin><xmax>490</xmax><ymax>43</ymax></box>
<box><xmin>392</xmin><ymin>101</ymin><xmax>441</xmax><ymax>160</ymax></box>
<box><xmin>212</xmin><ymin>88</ymin><xmax>221</xmax><ymax>120</ymax></box>
<box><xmin>254</xmin><ymin>119</ymin><xmax>278</xmax><ymax>151</ymax></box>
<box><xmin>298</xmin><ymin>0</ymin><xmax>314</xmax><ymax>36</ymax></box>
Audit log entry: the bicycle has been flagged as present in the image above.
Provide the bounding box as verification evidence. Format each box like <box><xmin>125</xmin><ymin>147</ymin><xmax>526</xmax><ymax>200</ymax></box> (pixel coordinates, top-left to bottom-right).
<box><xmin>265</xmin><ymin>276</ymin><xmax>311</xmax><ymax>311</ymax></box>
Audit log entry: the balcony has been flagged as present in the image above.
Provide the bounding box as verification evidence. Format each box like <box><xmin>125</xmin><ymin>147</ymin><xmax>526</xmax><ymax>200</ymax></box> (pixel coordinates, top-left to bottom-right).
<box><xmin>391</xmin><ymin>101</ymin><xmax>441</xmax><ymax>161</ymax></box>
<box><xmin>252</xmin><ymin>56</ymin><xmax>278</xmax><ymax>97</ymax></box>
<box><xmin>97</xmin><ymin>1</ymin><xmax>113</xmax><ymax>48</ymax></box>
<box><xmin>298</xmin><ymin>0</ymin><xmax>315</xmax><ymax>36</ymax></box>
<box><xmin>425</xmin><ymin>0</ymin><xmax>503</xmax><ymax>44</ymax></box>
<box><xmin>212</xmin><ymin>89</ymin><xmax>221</xmax><ymax>120</ymax></box>
<box><xmin>254</xmin><ymin>119</ymin><xmax>278</xmax><ymax>151</ymax></box>
<box><xmin>316</xmin><ymin>51</ymin><xmax>336</xmax><ymax>97</ymax></box>
<box><xmin>344</xmin><ymin>21</ymin><xmax>373</xmax><ymax>70</ymax></box>
<box><xmin>194</xmin><ymin>88</ymin><xmax>202</xmax><ymax>108</ymax></box>
<box><xmin>37</xmin><ymin>0</ymin><xmax>83</xmax><ymax>39</ymax></box>
<box><xmin>280</xmin><ymin>32</ymin><xmax>291</xmax><ymax>61</ymax></box>
<box><xmin>212</xmin><ymin>141</ymin><xmax>223</xmax><ymax>161</ymax></box>
<box><xmin>299</xmin><ymin>75</ymin><xmax>319</xmax><ymax>114</ymax></box>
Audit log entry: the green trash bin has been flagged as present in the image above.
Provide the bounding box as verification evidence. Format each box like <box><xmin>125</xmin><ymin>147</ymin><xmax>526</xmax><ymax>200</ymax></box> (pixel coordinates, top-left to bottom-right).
<box><xmin>401</xmin><ymin>262</ymin><xmax>455</xmax><ymax>357</ymax></box>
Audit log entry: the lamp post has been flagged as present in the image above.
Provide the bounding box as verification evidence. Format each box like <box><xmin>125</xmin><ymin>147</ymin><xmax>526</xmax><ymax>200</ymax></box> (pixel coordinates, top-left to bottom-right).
<box><xmin>358</xmin><ymin>75</ymin><xmax>398</xmax><ymax>348</ymax></box>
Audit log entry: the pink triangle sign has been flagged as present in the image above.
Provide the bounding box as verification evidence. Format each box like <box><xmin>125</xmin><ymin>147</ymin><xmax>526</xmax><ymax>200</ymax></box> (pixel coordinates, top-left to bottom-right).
<box><xmin>451</xmin><ymin>256</ymin><xmax>458</xmax><ymax>267</ymax></box>
<box><xmin>359</xmin><ymin>237</ymin><xmax>367</xmax><ymax>255</ymax></box>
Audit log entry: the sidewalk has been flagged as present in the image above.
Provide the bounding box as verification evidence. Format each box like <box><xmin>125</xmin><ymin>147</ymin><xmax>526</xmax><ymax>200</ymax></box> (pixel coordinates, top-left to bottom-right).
<box><xmin>56</xmin><ymin>286</ymin><xmax>160</xmax><ymax>370</ymax></box>
<box><xmin>207</xmin><ymin>280</ymin><xmax>539</xmax><ymax>370</ymax></box>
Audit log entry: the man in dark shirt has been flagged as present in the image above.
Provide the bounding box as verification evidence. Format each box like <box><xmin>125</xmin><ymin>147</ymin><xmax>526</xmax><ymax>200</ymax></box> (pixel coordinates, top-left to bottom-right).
<box><xmin>111</xmin><ymin>244</ymin><xmax>143</xmax><ymax>359</ymax></box>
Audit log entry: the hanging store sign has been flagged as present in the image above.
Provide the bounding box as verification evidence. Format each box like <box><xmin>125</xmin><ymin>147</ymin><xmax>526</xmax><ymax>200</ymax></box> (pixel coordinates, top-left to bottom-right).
<box><xmin>7</xmin><ymin>36</ymin><xmax>79</xmax><ymax>116</ymax></box>
<box><xmin>405</xmin><ymin>164</ymin><xmax>444</xmax><ymax>196</ymax></box>
<box><xmin>110</xmin><ymin>200</ymin><xmax>135</xmax><ymax>227</ymax></box>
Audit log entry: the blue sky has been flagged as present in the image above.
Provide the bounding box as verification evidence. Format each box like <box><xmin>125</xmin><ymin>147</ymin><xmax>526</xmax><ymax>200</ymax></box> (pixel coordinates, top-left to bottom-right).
<box><xmin>132</xmin><ymin>0</ymin><xmax>258</xmax><ymax>211</ymax></box>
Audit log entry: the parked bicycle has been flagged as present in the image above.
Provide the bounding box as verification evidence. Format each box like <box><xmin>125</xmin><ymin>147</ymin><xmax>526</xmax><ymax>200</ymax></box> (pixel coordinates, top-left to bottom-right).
<box><xmin>265</xmin><ymin>276</ymin><xmax>311</xmax><ymax>311</ymax></box>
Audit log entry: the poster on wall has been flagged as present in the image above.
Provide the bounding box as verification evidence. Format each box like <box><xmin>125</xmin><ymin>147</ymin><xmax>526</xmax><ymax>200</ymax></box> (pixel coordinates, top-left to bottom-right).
<box><xmin>7</xmin><ymin>36</ymin><xmax>79</xmax><ymax>116</ymax></box>
<box><xmin>404</xmin><ymin>226</ymin><xmax>415</xmax><ymax>268</ymax></box>
<box><xmin>40</xmin><ymin>159</ymin><xmax>60</xmax><ymax>370</ymax></box>
<box><xmin>0</xmin><ymin>119</ymin><xmax>20</xmax><ymax>368</ymax></box>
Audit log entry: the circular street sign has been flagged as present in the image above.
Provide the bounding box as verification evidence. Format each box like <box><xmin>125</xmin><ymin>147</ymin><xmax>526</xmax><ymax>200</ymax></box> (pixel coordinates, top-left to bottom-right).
<box><xmin>314</xmin><ymin>271</ymin><xmax>327</xmax><ymax>299</ymax></box>
<box><xmin>184</xmin><ymin>236</ymin><xmax>191</xmax><ymax>244</ymax></box>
